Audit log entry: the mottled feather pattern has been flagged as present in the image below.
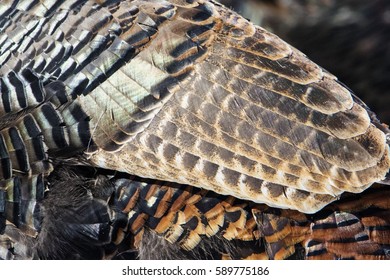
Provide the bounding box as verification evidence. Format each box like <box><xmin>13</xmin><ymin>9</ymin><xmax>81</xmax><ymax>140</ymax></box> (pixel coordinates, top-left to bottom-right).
<box><xmin>230</xmin><ymin>0</ymin><xmax>390</xmax><ymax>126</ymax></box>
<box><xmin>0</xmin><ymin>0</ymin><xmax>389</xmax><ymax>260</ymax></box>
<box><xmin>4</xmin><ymin>166</ymin><xmax>389</xmax><ymax>260</ymax></box>
<box><xmin>79</xmin><ymin>0</ymin><xmax>389</xmax><ymax>213</ymax></box>
<box><xmin>110</xmin><ymin>176</ymin><xmax>261</xmax><ymax>254</ymax></box>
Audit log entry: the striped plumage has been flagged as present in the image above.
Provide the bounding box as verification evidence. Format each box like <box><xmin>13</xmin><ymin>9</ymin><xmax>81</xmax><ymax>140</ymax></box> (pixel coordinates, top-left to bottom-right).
<box><xmin>3</xmin><ymin>165</ymin><xmax>390</xmax><ymax>260</ymax></box>
<box><xmin>112</xmin><ymin>175</ymin><xmax>390</xmax><ymax>260</ymax></box>
<box><xmin>0</xmin><ymin>0</ymin><xmax>389</xmax><ymax>259</ymax></box>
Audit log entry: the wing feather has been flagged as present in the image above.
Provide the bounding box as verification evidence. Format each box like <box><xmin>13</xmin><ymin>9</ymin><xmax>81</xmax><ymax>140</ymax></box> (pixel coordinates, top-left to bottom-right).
<box><xmin>88</xmin><ymin>1</ymin><xmax>389</xmax><ymax>213</ymax></box>
<box><xmin>0</xmin><ymin>0</ymin><xmax>388</xmax><ymax>214</ymax></box>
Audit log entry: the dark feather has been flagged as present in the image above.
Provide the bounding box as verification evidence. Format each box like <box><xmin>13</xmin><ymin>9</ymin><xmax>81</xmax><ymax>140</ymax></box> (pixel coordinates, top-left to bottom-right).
<box><xmin>0</xmin><ymin>0</ymin><xmax>389</xmax><ymax>260</ymax></box>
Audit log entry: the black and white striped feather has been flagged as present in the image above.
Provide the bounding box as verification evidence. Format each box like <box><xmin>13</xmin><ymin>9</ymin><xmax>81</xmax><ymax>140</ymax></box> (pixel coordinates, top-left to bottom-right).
<box><xmin>0</xmin><ymin>0</ymin><xmax>389</xmax><ymax>260</ymax></box>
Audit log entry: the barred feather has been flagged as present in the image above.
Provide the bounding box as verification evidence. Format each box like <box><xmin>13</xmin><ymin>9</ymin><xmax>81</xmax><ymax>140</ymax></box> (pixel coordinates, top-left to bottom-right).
<box><xmin>0</xmin><ymin>0</ymin><xmax>389</xmax><ymax>259</ymax></box>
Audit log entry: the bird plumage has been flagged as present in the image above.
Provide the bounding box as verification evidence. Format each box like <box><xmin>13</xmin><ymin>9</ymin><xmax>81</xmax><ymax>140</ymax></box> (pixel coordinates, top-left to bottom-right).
<box><xmin>0</xmin><ymin>0</ymin><xmax>389</xmax><ymax>259</ymax></box>
<box><xmin>3</xmin><ymin>165</ymin><xmax>389</xmax><ymax>260</ymax></box>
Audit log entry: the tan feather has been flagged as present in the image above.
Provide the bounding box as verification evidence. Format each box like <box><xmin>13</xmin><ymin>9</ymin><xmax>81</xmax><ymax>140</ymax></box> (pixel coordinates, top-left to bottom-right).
<box><xmin>0</xmin><ymin>0</ymin><xmax>389</xmax><ymax>259</ymax></box>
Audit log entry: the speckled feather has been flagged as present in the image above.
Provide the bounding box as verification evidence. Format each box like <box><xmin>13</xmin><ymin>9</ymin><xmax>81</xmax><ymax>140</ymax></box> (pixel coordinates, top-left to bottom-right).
<box><xmin>0</xmin><ymin>0</ymin><xmax>389</xmax><ymax>259</ymax></box>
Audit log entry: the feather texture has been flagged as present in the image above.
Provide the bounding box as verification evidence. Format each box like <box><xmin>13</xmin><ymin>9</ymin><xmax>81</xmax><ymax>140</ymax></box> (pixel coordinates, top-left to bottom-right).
<box><xmin>0</xmin><ymin>0</ymin><xmax>389</xmax><ymax>259</ymax></box>
<box><xmin>1</xmin><ymin>165</ymin><xmax>389</xmax><ymax>260</ymax></box>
